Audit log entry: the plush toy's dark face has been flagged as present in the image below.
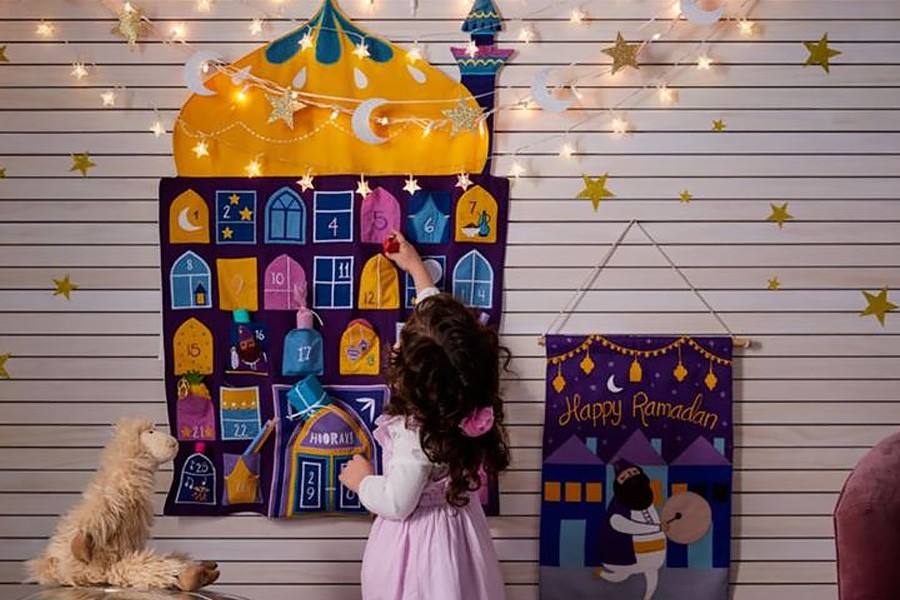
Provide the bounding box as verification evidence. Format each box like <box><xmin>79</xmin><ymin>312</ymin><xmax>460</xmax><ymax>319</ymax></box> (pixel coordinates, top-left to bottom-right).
<box><xmin>614</xmin><ymin>469</ymin><xmax>654</xmax><ymax>511</ymax></box>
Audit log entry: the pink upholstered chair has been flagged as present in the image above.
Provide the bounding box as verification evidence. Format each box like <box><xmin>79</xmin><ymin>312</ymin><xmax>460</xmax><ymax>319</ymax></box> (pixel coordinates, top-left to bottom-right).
<box><xmin>834</xmin><ymin>431</ymin><xmax>900</xmax><ymax>599</ymax></box>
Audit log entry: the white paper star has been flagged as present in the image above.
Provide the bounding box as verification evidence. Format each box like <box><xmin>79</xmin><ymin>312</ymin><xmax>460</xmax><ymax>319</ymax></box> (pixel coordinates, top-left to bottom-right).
<box><xmin>465</xmin><ymin>40</ymin><xmax>479</xmax><ymax>57</ymax></box>
<box><xmin>356</xmin><ymin>176</ymin><xmax>372</xmax><ymax>197</ymax></box>
<box><xmin>192</xmin><ymin>140</ymin><xmax>209</xmax><ymax>158</ymax></box>
<box><xmin>101</xmin><ymin>90</ymin><xmax>117</xmax><ymax>107</ymax></box>
<box><xmin>230</xmin><ymin>65</ymin><xmax>252</xmax><ymax>85</ymax></box>
<box><xmin>456</xmin><ymin>173</ymin><xmax>472</xmax><ymax>191</ymax></box>
<box><xmin>403</xmin><ymin>175</ymin><xmax>421</xmax><ymax>195</ymax></box>
<box><xmin>353</xmin><ymin>42</ymin><xmax>370</xmax><ymax>59</ymax></box>
<box><xmin>249</xmin><ymin>18</ymin><xmax>264</xmax><ymax>36</ymax></box>
<box><xmin>297</xmin><ymin>171</ymin><xmax>315</xmax><ymax>192</ymax></box>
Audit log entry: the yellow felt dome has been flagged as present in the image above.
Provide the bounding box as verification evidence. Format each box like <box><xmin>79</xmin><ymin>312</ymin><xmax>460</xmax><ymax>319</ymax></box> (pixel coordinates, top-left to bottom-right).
<box><xmin>173</xmin><ymin>0</ymin><xmax>488</xmax><ymax>176</ymax></box>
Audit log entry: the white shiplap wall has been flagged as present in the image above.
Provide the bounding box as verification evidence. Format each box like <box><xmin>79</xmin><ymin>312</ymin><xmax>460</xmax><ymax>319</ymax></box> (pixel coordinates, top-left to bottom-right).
<box><xmin>1</xmin><ymin>1</ymin><xmax>899</xmax><ymax>598</ymax></box>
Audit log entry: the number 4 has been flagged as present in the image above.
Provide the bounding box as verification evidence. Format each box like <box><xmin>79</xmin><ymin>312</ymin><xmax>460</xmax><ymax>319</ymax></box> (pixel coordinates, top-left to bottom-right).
<box><xmin>328</xmin><ymin>217</ymin><xmax>339</xmax><ymax>236</ymax></box>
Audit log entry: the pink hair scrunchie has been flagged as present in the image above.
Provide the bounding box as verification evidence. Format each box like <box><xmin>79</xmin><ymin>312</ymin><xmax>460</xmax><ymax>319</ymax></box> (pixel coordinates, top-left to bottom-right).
<box><xmin>459</xmin><ymin>406</ymin><xmax>495</xmax><ymax>438</ymax></box>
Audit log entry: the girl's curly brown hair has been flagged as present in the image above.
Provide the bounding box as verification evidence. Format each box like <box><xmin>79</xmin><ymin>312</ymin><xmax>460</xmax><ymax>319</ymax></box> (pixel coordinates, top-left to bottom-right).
<box><xmin>385</xmin><ymin>293</ymin><xmax>511</xmax><ymax>507</ymax></box>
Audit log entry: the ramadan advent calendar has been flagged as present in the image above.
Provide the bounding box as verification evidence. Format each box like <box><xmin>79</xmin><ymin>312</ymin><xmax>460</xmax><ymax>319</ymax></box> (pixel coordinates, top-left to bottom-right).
<box><xmin>160</xmin><ymin>0</ymin><xmax>512</xmax><ymax>517</ymax></box>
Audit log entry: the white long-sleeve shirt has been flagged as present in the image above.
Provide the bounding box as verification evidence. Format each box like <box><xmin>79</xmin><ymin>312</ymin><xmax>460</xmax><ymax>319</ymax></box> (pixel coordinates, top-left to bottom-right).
<box><xmin>358</xmin><ymin>419</ymin><xmax>436</xmax><ymax>520</ymax></box>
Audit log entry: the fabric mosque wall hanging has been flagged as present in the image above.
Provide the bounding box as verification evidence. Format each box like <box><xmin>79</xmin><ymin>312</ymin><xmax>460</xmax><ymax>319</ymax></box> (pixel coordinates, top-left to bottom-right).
<box><xmin>160</xmin><ymin>0</ymin><xmax>509</xmax><ymax>517</ymax></box>
<box><xmin>540</xmin><ymin>336</ymin><xmax>733</xmax><ymax>600</ymax></box>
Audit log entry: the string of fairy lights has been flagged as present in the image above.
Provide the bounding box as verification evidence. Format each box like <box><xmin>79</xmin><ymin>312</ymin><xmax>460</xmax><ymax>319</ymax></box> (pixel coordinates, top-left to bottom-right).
<box><xmin>24</xmin><ymin>0</ymin><xmax>763</xmax><ymax>178</ymax></box>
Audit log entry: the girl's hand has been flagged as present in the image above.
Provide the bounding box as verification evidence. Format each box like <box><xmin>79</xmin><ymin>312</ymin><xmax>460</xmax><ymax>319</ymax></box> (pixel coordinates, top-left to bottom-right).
<box><xmin>339</xmin><ymin>454</ymin><xmax>375</xmax><ymax>493</ymax></box>
<box><xmin>384</xmin><ymin>230</ymin><xmax>424</xmax><ymax>273</ymax></box>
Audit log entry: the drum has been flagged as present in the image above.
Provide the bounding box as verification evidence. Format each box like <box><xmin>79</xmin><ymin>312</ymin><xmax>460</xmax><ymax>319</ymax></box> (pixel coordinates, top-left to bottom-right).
<box><xmin>660</xmin><ymin>491</ymin><xmax>712</xmax><ymax>545</ymax></box>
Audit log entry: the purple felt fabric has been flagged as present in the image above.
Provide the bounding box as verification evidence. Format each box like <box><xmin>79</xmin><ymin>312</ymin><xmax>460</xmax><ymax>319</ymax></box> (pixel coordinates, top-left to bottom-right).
<box><xmin>835</xmin><ymin>430</ymin><xmax>900</xmax><ymax>599</ymax></box>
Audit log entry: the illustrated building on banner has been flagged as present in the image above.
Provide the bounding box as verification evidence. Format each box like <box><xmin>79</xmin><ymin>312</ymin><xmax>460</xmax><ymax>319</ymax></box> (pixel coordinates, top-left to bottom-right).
<box><xmin>159</xmin><ymin>0</ymin><xmax>510</xmax><ymax>518</ymax></box>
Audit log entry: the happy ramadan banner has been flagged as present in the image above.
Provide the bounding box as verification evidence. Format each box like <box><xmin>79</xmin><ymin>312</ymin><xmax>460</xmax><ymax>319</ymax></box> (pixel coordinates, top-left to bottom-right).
<box><xmin>539</xmin><ymin>335</ymin><xmax>733</xmax><ymax>600</ymax></box>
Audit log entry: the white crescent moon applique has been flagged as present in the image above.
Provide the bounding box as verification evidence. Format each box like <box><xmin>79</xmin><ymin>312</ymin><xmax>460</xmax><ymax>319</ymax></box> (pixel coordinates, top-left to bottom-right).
<box><xmin>183</xmin><ymin>51</ymin><xmax>221</xmax><ymax>97</ymax></box>
<box><xmin>607</xmin><ymin>373</ymin><xmax>624</xmax><ymax>394</ymax></box>
<box><xmin>178</xmin><ymin>207</ymin><xmax>203</xmax><ymax>232</ymax></box>
<box><xmin>351</xmin><ymin>98</ymin><xmax>389</xmax><ymax>145</ymax></box>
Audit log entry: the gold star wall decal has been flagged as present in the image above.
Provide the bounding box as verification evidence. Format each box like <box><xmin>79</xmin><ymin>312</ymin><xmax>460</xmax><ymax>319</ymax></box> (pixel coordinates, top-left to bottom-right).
<box><xmin>69</xmin><ymin>152</ymin><xmax>96</xmax><ymax>176</ymax></box>
<box><xmin>577</xmin><ymin>174</ymin><xmax>615</xmax><ymax>211</ymax></box>
<box><xmin>297</xmin><ymin>171</ymin><xmax>315</xmax><ymax>192</ymax></box>
<box><xmin>602</xmin><ymin>32</ymin><xmax>640</xmax><ymax>75</ymax></box>
<box><xmin>239</xmin><ymin>207</ymin><xmax>253</xmax><ymax>221</ymax></box>
<box><xmin>403</xmin><ymin>175</ymin><xmax>421</xmax><ymax>195</ymax></box>
<box><xmin>0</xmin><ymin>353</ymin><xmax>10</xmax><ymax>379</ymax></box>
<box><xmin>112</xmin><ymin>3</ymin><xmax>150</xmax><ymax>47</ymax></box>
<box><xmin>679</xmin><ymin>190</ymin><xmax>692</xmax><ymax>203</ymax></box>
<box><xmin>52</xmin><ymin>274</ymin><xmax>79</xmax><ymax>300</ymax></box>
<box><xmin>0</xmin><ymin>45</ymin><xmax>8</xmax><ymax>62</ymax></box>
<box><xmin>712</xmin><ymin>119</ymin><xmax>726</xmax><ymax>132</ymax></box>
<box><xmin>266</xmin><ymin>90</ymin><xmax>305</xmax><ymax>129</ymax></box>
<box><xmin>767</xmin><ymin>277</ymin><xmax>781</xmax><ymax>290</ymax></box>
<box><xmin>442</xmin><ymin>101</ymin><xmax>484</xmax><ymax>136</ymax></box>
<box><xmin>860</xmin><ymin>287</ymin><xmax>897</xmax><ymax>326</ymax></box>
<box><xmin>804</xmin><ymin>33</ymin><xmax>841</xmax><ymax>74</ymax></box>
<box><xmin>767</xmin><ymin>202</ymin><xmax>794</xmax><ymax>228</ymax></box>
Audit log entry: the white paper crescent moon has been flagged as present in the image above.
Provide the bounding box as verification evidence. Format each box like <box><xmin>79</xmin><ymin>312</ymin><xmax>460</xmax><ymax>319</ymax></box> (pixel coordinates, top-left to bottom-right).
<box><xmin>352</xmin><ymin>98</ymin><xmax>388</xmax><ymax>145</ymax></box>
<box><xmin>177</xmin><ymin>207</ymin><xmax>202</xmax><ymax>232</ymax></box>
<box><xmin>607</xmin><ymin>374</ymin><xmax>624</xmax><ymax>394</ymax></box>
<box><xmin>680</xmin><ymin>0</ymin><xmax>725</xmax><ymax>25</ymax></box>
<box><xmin>530</xmin><ymin>68</ymin><xmax>574</xmax><ymax>113</ymax></box>
<box><xmin>183</xmin><ymin>50</ymin><xmax>221</xmax><ymax>96</ymax></box>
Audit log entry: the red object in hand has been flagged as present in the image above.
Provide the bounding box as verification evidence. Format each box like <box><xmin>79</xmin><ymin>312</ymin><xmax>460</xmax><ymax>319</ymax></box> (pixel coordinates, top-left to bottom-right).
<box><xmin>382</xmin><ymin>235</ymin><xmax>400</xmax><ymax>254</ymax></box>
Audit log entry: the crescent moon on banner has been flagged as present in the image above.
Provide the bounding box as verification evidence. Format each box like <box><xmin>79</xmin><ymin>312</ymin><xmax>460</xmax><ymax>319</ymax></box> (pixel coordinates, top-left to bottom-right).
<box><xmin>679</xmin><ymin>0</ymin><xmax>725</xmax><ymax>25</ymax></box>
<box><xmin>177</xmin><ymin>207</ymin><xmax>202</xmax><ymax>232</ymax></box>
<box><xmin>183</xmin><ymin>50</ymin><xmax>221</xmax><ymax>97</ymax></box>
<box><xmin>530</xmin><ymin>68</ymin><xmax>574</xmax><ymax>113</ymax></box>
<box><xmin>607</xmin><ymin>374</ymin><xmax>624</xmax><ymax>394</ymax></box>
<box><xmin>352</xmin><ymin>98</ymin><xmax>389</xmax><ymax>145</ymax></box>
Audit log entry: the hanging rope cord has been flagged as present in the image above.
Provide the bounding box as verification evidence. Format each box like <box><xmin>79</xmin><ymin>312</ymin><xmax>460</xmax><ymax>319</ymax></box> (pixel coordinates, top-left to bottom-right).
<box><xmin>540</xmin><ymin>219</ymin><xmax>747</xmax><ymax>347</ymax></box>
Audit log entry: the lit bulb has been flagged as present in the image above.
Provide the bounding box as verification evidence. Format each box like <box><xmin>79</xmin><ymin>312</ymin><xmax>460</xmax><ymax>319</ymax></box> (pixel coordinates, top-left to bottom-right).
<box><xmin>196</xmin><ymin>0</ymin><xmax>211</xmax><ymax>12</ymax></box>
<box><xmin>101</xmin><ymin>90</ymin><xmax>117</xmax><ymax>107</ymax></box>
<box><xmin>201</xmin><ymin>61</ymin><xmax>211</xmax><ymax>74</ymax></box>
<box><xmin>353</xmin><ymin>41</ymin><xmax>371</xmax><ymax>59</ymax></box>
<box><xmin>559</xmin><ymin>142</ymin><xmax>575</xmax><ymax>159</ymax></box>
<box><xmin>291</xmin><ymin>90</ymin><xmax>299</xmax><ymax>99</ymax></box>
<box><xmin>569</xmin><ymin>8</ymin><xmax>586</xmax><ymax>24</ymax></box>
<box><xmin>407</xmin><ymin>45</ymin><xmax>422</xmax><ymax>63</ymax></box>
<box><xmin>36</xmin><ymin>21</ymin><xmax>55</xmax><ymax>38</ymax></box>
<box><xmin>299</xmin><ymin>32</ymin><xmax>314</xmax><ymax>51</ymax></box>
<box><xmin>570</xmin><ymin>85</ymin><xmax>584</xmax><ymax>101</ymax></box>
<box><xmin>150</xmin><ymin>120</ymin><xmax>165</xmax><ymax>137</ymax></box>
<box><xmin>170</xmin><ymin>22</ymin><xmax>187</xmax><ymax>41</ymax></box>
<box><xmin>518</xmin><ymin>25</ymin><xmax>535</xmax><ymax>44</ymax></box>
<box><xmin>123</xmin><ymin>2</ymin><xmax>134</xmax><ymax>13</ymax></box>
<box><xmin>610</xmin><ymin>117</ymin><xmax>629</xmax><ymax>136</ymax></box>
<box><xmin>510</xmin><ymin>160</ymin><xmax>526</xmax><ymax>178</ymax></box>
<box><xmin>657</xmin><ymin>84</ymin><xmax>676</xmax><ymax>105</ymax></box>
<box><xmin>465</xmin><ymin>40</ymin><xmax>479</xmax><ymax>57</ymax></box>
<box><xmin>234</xmin><ymin>87</ymin><xmax>248</xmax><ymax>104</ymax></box>
<box><xmin>652</xmin><ymin>32</ymin><xmax>662</xmax><ymax>41</ymax></box>
<box><xmin>697</xmin><ymin>55</ymin><xmax>713</xmax><ymax>70</ymax></box>
<box><xmin>71</xmin><ymin>62</ymin><xmax>89</xmax><ymax>80</ymax></box>
<box><xmin>245</xmin><ymin>159</ymin><xmax>262</xmax><ymax>178</ymax></box>
<box><xmin>422</xmin><ymin>123</ymin><xmax>433</xmax><ymax>137</ymax></box>
<box><xmin>378</xmin><ymin>117</ymin><xmax>390</xmax><ymax>126</ymax></box>
<box><xmin>192</xmin><ymin>140</ymin><xmax>209</xmax><ymax>158</ymax></box>
<box><xmin>738</xmin><ymin>19</ymin><xmax>755</xmax><ymax>37</ymax></box>
<box><xmin>330</xmin><ymin>109</ymin><xmax>339</xmax><ymax>120</ymax></box>
<box><xmin>249</xmin><ymin>18</ymin><xmax>264</xmax><ymax>35</ymax></box>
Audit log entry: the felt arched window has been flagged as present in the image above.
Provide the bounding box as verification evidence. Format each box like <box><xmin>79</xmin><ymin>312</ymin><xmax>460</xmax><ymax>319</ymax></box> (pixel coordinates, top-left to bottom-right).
<box><xmin>405</xmin><ymin>191</ymin><xmax>450</xmax><ymax>244</ymax></box>
<box><xmin>455</xmin><ymin>185</ymin><xmax>498</xmax><ymax>243</ymax></box>
<box><xmin>264</xmin><ymin>254</ymin><xmax>307</xmax><ymax>310</ymax></box>
<box><xmin>453</xmin><ymin>250</ymin><xmax>493</xmax><ymax>309</ymax></box>
<box><xmin>171</xmin><ymin>251</ymin><xmax>212</xmax><ymax>310</ymax></box>
<box><xmin>169</xmin><ymin>188</ymin><xmax>210</xmax><ymax>244</ymax></box>
<box><xmin>360</xmin><ymin>187</ymin><xmax>401</xmax><ymax>244</ymax></box>
<box><xmin>358</xmin><ymin>254</ymin><xmax>400</xmax><ymax>309</ymax></box>
<box><xmin>265</xmin><ymin>187</ymin><xmax>306</xmax><ymax>244</ymax></box>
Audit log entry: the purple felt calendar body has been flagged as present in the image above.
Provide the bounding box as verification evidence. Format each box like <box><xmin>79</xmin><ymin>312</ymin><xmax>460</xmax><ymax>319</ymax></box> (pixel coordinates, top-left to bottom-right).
<box><xmin>160</xmin><ymin>175</ymin><xmax>508</xmax><ymax>517</ymax></box>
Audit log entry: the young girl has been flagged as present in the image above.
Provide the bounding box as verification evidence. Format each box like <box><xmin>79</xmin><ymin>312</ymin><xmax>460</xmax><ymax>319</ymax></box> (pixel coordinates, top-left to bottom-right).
<box><xmin>339</xmin><ymin>231</ymin><xmax>510</xmax><ymax>600</ymax></box>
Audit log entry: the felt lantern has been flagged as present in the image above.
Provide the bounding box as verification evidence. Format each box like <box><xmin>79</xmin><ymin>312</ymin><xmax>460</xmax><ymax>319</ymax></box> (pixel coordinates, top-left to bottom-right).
<box><xmin>339</xmin><ymin>319</ymin><xmax>380</xmax><ymax>375</ymax></box>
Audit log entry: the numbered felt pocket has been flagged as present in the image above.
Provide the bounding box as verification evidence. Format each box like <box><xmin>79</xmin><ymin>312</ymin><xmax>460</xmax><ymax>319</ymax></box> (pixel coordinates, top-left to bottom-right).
<box><xmin>220</xmin><ymin>386</ymin><xmax>262</xmax><ymax>441</ymax></box>
<box><xmin>169</xmin><ymin>188</ymin><xmax>210</xmax><ymax>245</ymax></box>
<box><xmin>170</xmin><ymin>251</ymin><xmax>212</xmax><ymax>310</ymax></box>
<box><xmin>359</xmin><ymin>254</ymin><xmax>400</xmax><ymax>310</ymax></box>
<box><xmin>223</xmin><ymin>453</ymin><xmax>261</xmax><ymax>505</ymax></box>
<box><xmin>173</xmin><ymin>318</ymin><xmax>214</xmax><ymax>375</ymax></box>
<box><xmin>176</xmin><ymin>444</ymin><xmax>217</xmax><ymax>505</ymax></box>
<box><xmin>227</xmin><ymin>320</ymin><xmax>270</xmax><ymax>376</ymax></box>
<box><xmin>175</xmin><ymin>373</ymin><xmax>215</xmax><ymax>441</ymax></box>
<box><xmin>360</xmin><ymin>187</ymin><xmax>401</xmax><ymax>244</ymax></box>
<box><xmin>217</xmin><ymin>257</ymin><xmax>259</xmax><ymax>311</ymax></box>
<box><xmin>406</xmin><ymin>191</ymin><xmax>450</xmax><ymax>244</ymax></box>
<box><xmin>216</xmin><ymin>190</ymin><xmax>257</xmax><ymax>244</ymax></box>
<box><xmin>263</xmin><ymin>254</ymin><xmax>307</xmax><ymax>310</ymax></box>
<box><xmin>455</xmin><ymin>185</ymin><xmax>498</xmax><ymax>243</ymax></box>
<box><xmin>339</xmin><ymin>319</ymin><xmax>380</xmax><ymax>375</ymax></box>
<box><xmin>282</xmin><ymin>328</ymin><xmax>324</xmax><ymax>377</ymax></box>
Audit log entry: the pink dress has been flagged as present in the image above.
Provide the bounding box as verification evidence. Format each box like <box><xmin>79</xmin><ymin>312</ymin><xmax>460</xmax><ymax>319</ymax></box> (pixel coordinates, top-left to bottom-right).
<box><xmin>359</xmin><ymin>415</ymin><xmax>506</xmax><ymax>600</ymax></box>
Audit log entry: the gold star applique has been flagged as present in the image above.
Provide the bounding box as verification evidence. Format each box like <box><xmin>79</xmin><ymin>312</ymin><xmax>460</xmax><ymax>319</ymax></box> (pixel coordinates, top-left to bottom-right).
<box><xmin>180</xmin><ymin>426</ymin><xmax>192</xmax><ymax>439</ymax></box>
<box><xmin>712</xmin><ymin>119</ymin><xmax>726</xmax><ymax>132</ymax></box>
<box><xmin>679</xmin><ymin>190</ymin><xmax>692</xmax><ymax>203</ymax></box>
<box><xmin>52</xmin><ymin>274</ymin><xmax>79</xmax><ymax>300</ymax></box>
<box><xmin>111</xmin><ymin>3</ymin><xmax>150</xmax><ymax>47</ymax></box>
<box><xmin>577</xmin><ymin>174</ymin><xmax>615</xmax><ymax>211</ymax></box>
<box><xmin>297</xmin><ymin>171</ymin><xmax>315</xmax><ymax>192</ymax></box>
<box><xmin>266</xmin><ymin>90</ymin><xmax>305</xmax><ymax>129</ymax></box>
<box><xmin>804</xmin><ymin>33</ymin><xmax>841</xmax><ymax>74</ymax></box>
<box><xmin>0</xmin><ymin>45</ymin><xmax>8</xmax><ymax>62</ymax></box>
<box><xmin>203</xmin><ymin>426</ymin><xmax>214</xmax><ymax>438</ymax></box>
<box><xmin>0</xmin><ymin>353</ymin><xmax>10</xmax><ymax>379</ymax></box>
<box><xmin>767</xmin><ymin>202</ymin><xmax>794</xmax><ymax>228</ymax></box>
<box><xmin>442</xmin><ymin>100</ymin><xmax>484</xmax><ymax>136</ymax></box>
<box><xmin>222</xmin><ymin>226</ymin><xmax>234</xmax><ymax>239</ymax></box>
<box><xmin>356</xmin><ymin>176</ymin><xmax>372</xmax><ymax>198</ymax></box>
<box><xmin>239</xmin><ymin>207</ymin><xmax>253</xmax><ymax>221</ymax></box>
<box><xmin>861</xmin><ymin>287</ymin><xmax>897</xmax><ymax>326</ymax></box>
<box><xmin>767</xmin><ymin>277</ymin><xmax>781</xmax><ymax>290</ymax></box>
<box><xmin>70</xmin><ymin>153</ymin><xmax>96</xmax><ymax>177</ymax></box>
<box><xmin>403</xmin><ymin>175</ymin><xmax>421</xmax><ymax>195</ymax></box>
<box><xmin>456</xmin><ymin>173</ymin><xmax>473</xmax><ymax>191</ymax></box>
<box><xmin>602</xmin><ymin>32</ymin><xmax>640</xmax><ymax>75</ymax></box>
<box><xmin>229</xmin><ymin>193</ymin><xmax>241</xmax><ymax>205</ymax></box>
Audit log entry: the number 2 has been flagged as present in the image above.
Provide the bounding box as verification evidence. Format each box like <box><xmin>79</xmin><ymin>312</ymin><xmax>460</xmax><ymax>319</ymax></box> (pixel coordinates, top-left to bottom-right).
<box><xmin>222</xmin><ymin>205</ymin><xmax>231</xmax><ymax>219</ymax></box>
<box><xmin>232</xmin><ymin>422</ymin><xmax>247</xmax><ymax>438</ymax></box>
